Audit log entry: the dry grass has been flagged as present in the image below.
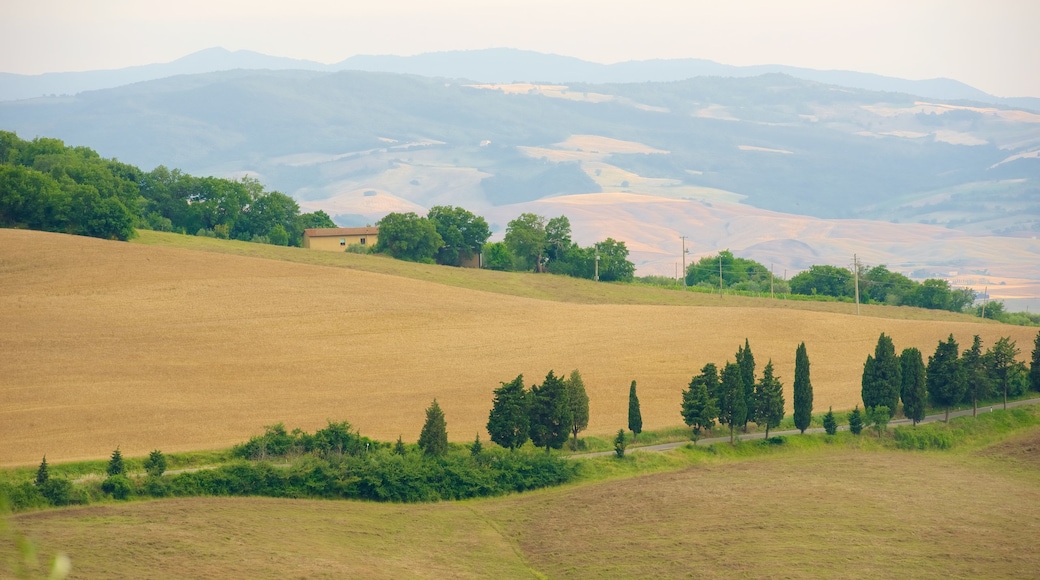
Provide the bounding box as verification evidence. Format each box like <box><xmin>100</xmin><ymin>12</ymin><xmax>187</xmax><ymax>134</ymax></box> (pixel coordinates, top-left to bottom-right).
<box><xmin>8</xmin><ymin>443</ymin><xmax>1040</xmax><ymax>578</ymax></box>
<box><xmin>1</xmin><ymin>229</ymin><xmax>1036</xmax><ymax>466</ymax></box>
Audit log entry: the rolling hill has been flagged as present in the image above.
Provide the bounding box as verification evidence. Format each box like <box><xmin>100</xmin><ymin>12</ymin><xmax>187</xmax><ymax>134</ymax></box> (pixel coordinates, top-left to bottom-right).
<box><xmin>1</xmin><ymin>228</ymin><xmax>1034</xmax><ymax>467</ymax></box>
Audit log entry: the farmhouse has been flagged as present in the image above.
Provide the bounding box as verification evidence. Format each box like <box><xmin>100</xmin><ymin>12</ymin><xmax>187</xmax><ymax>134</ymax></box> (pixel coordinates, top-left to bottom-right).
<box><xmin>303</xmin><ymin>227</ymin><xmax>379</xmax><ymax>252</ymax></box>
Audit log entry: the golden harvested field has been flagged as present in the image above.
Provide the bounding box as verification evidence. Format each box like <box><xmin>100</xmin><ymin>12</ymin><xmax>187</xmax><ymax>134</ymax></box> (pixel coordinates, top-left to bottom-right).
<box><xmin>1</xmin><ymin>229</ymin><xmax>1036</xmax><ymax>466</ymax></box>
<box><xmin>9</xmin><ymin>442</ymin><xmax>1040</xmax><ymax>578</ymax></box>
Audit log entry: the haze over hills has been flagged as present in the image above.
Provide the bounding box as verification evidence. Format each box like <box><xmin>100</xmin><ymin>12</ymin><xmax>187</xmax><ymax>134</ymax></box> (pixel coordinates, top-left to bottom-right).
<box><xmin>3</xmin><ymin>47</ymin><xmax>1039</xmax><ymax>111</ymax></box>
<box><xmin>2</xmin><ymin>52</ymin><xmax>1039</xmax><ymax>308</ymax></box>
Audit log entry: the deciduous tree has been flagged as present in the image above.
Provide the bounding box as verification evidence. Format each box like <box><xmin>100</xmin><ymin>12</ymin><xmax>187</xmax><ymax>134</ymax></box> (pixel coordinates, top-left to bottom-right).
<box><xmin>427</xmin><ymin>205</ymin><xmax>491</xmax><ymax>266</ymax></box>
<box><xmin>504</xmin><ymin>212</ymin><xmax>547</xmax><ymax>272</ymax></box>
<box><xmin>374</xmin><ymin>212</ymin><xmax>444</xmax><ymax>262</ymax></box>
<box><xmin>487</xmin><ymin>375</ymin><xmax>529</xmax><ymax>450</ymax></box>
<box><xmin>793</xmin><ymin>342</ymin><xmax>813</xmax><ymax>433</ymax></box>
<box><xmin>418</xmin><ymin>399</ymin><xmax>448</xmax><ymax>457</ymax></box>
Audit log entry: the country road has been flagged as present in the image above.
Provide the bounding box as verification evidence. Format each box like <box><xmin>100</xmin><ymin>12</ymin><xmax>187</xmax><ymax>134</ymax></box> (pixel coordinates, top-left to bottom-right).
<box><xmin>573</xmin><ymin>397</ymin><xmax>1040</xmax><ymax>459</ymax></box>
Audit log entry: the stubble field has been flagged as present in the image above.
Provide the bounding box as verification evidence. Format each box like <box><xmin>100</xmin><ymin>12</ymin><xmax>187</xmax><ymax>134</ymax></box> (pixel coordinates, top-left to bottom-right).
<box><xmin>1</xmin><ymin>228</ymin><xmax>1035</xmax><ymax>466</ymax></box>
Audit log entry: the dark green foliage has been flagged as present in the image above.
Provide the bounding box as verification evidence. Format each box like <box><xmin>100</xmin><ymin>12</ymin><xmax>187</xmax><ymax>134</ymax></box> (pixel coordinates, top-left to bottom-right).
<box><xmin>482</xmin><ymin>241</ymin><xmax>514</xmax><ymax>271</ymax></box>
<box><xmin>374</xmin><ymin>212</ymin><xmax>444</xmax><ymax>263</ymax></box>
<box><xmin>962</xmin><ymin>335</ymin><xmax>991</xmax><ymax>416</ymax></box>
<box><xmin>1031</xmin><ymin>330</ymin><xmax>1040</xmax><ymax>393</ymax></box>
<box><xmin>101</xmin><ymin>475</ymin><xmax>133</xmax><ymax>500</ymax></box>
<box><xmin>144</xmin><ymin>449</ymin><xmax>167</xmax><ymax>477</ymax></box>
<box><xmin>529</xmin><ymin>371</ymin><xmax>572</xmax><ymax>452</ymax></box>
<box><xmin>418</xmin><ymin>399</ymin><xmax>449</xmax><ymax>457</ymax></box>
<box><xmin>592</xmin><ymin>238</ymin><xmax>636</xmax><ymax>283</ymax></box>
<box><xmin>928</xmin><ymin>334</ymin><xmax>966</xmax><ymax>421</ymax></box>
<box><xmin>565</xmin><ymin>369</ymin><xmax>590</xmax><ymax>449</ymax></box>
<box><xmin>544</xmin><ymin>215</ymin><xmax>572</xmax><ymax>265</ymax></box>
<box><xmin>986</xmin><ymin>337</ymin><xmax>1020</xmax><ymax>409</ymax></box>
<box><xmin>754</xmin><ymin>360</ymin><xmax>785</xmax><ymax>438</ymax></box>
<box><xmin>861</xmin><ymin>333</ymin><xmax>901</xmax><ymax>417</ymax></box>
<box><xmin>627</xmin><ymin>380</ymin><xmax>642</xmax><ymax>440</ymax></box>
<box><xmin>899</xmin><ymin>347</ymin><xmax>927</xmax><ymax>425</ymax></box>
<box><xmin>848</xmin><ymin>406</ymin><xmax>864</xmax><ymax>435</ymax></box>
<box><xmin>427</xmin><ymin>205</ymin><xmax>491</xmax><ymax>266</ymax></box>
<box><xmin>717</xmin><ymin>362</ymin><xmax>747</xmax><ymax>444</ymax></box>
<box><xmin>893</xmin><ymin>427</ymin><xmax>952</xmax><ymax>450</ymax></box>
<box><xmin>790</xmin><ymin>265</ymin><xmax>854</xmax><ymax>298</ymax></box>
<box><xmin>869</xmin><ymin>405</ymin><xmax>891</xmax><ymax>438</ymax></box>
<box><xmin>736</xmin><ymin>339</ymin><xmax>756</xmax><ymax>426</ymax></box>
<box><xmin>793</xmin><ymin>342</ymin><xmax>814</xmax><ymax>433</ymax></box>
<box><xmin>487</xmin><ymin>374</ymin><xmax>530</xmax><ymax>450</ymax></box>
<box><xmin>684</xmin><ymin>250</ymin><xmax>773</xmax><ymax>291</ymax></box>
<box><xmin>504</xmin><ymin>212</ymin><xmax>546</xmax><ymax>271</ymax></box>
<box><xmin>298</xmin><ymin>209</ymin><xmax>336</xmax><ymax>230</ymax></box>
<box><xmin>470</xmin><ymin>434</ymin><xmax>483</xmax><ymax>456</ymax></box>
<box><xmin>233</xmin><ymin>422</ymin><xmax>379</xmax><ymax>460</ymax></box>
<box><xmin>862</xmin><ymin>265</ymin><xmax>915</xmax><ymax>304</ymax></box>
<box><xmin>38</xmin><ymin>478</ymin><xmax>74</xmax><ymax>506</ymax></box>
<box><xmin>35</xmin><ymin>456</ymin><xmax>48</xmax><ymax>485</ymax></box>
<box><xmin>106</xmin><ymin>447</ymin><xmax>125</xmax><ymax>476</ymax></box>
<box><xmin>681</xmin><ymin>365</ymin><xmax>718</xmax><ymax>440</ymax></box>
<box><xmin>823</xmin><ymin>408</ymin><xmax>837</xmax><ymax>435</ymax></box>
<box><xmin>394</xmin><ymin>436</ymin><xmax>406</xmax><ymax>455</ymax></box>
<box><xmin>614</xmin><ymin>429</ymin><xmax>627</xmax><ymax>458</ymax></box>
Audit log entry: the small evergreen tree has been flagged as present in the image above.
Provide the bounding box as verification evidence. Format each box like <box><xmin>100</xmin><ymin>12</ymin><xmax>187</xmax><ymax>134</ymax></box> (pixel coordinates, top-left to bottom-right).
<box><xmin>962</xmin><ymin>335</ymin><xmax>990</xmax><ymax>417</ymax></box>
<box><xmin>928</xmin><ymin>334</ymin><xmax>965</xmax><ymax>421</ymax></box>
<box><xmin>793</xmin><ymin>342</ymin><xmax>814</xmax><ymax>433</ymax></box>
<box><xmin>869</xmin><ymin>405</ymin><xmax>890</xmax><ymax>438</ymax></box>
<box><xmin>848</xmin><ymin>406</ymin><xmax>864</xmax><ymax>435</ymax></box>
<box><xmin>470</xmin><ymin>433</ymin><xmax>483</xmax><ymax>456</ymax></box>
<box><xmin>754</xmin><ymin>360</ymin><xmax>785</xmax><ymax>439</ymax></box>
<box><xmin>143</xmin><ymin>449</ymin><xmax>166</xmax><ymax>477</ymax></box>
<box><xmin>900</xmin><ymin>347</ymin><xmax>927</xmax><ymax>426</ymax></box>
<box><xmin>418</xmin><ymin>399</ymin><xmax>448</xmax><ymax>457</ymax></box>
<box><xmin>681</xmin><ymin>367</ymin><xmax>718</xmax><ymax>441</ymax></box>
<box><xmin>614</xmin><ymin>429</ymin><xmax>627</xmax><ymax>458</ymax></box>
<box><xmin>628</xmin><ymin>380</ymin><xmax>642</xmax><ymax>441</ymax></box>
<box><xmin>718</xmin><ymin>362</ymin><xmax>747</xmax><ymax>444</ymax></box>
<box><xmin>394</xmin><ymin>435</ymin><xmax>406</xmax><ymax>455</ymax></box>
<box><xmin>987</xmin><ymin>337</ymin><xmax>1020</xmax><ymax>410</ymax></box>
<box><xmin>823</xmin><ymin>408</ymin><xmax>837</xmax><ymax>435</ymax></box>
<box><xmin>736</xmin><ymin>339</ymin><xmax>756</xmax><ymax>429</ymax></box>
<box><xmin>35</xmin><ymin>455</ymin><xmax>49</xmax><ymax>485</ymax></box>
<box><xmin>529</xmin><ymin>371</ymin><xmax>572</xmax><ymax>452</ymax></box>
<box><xmin>487</xmin><ymin>374</ymin><xmax>530</xmax><ymax>450</ymax></box>
<box><xmin>1029</xmin><ymin>330</ymin><xmax>1040</xmax><ymax>393</ymax></box>
<box><xmin>861</xmin><ymin>333</ymin><xmax>901</xmax><ymax>417</ymax></box>
<box><xmin>565</xmin><ymin>369</ymin><xmax>590</xmax><ymax>449</ymax></box>
<box><xmin>107</xmin><ymin>446</ymin><xmax>125</xmax><ymax>476</ymax></box>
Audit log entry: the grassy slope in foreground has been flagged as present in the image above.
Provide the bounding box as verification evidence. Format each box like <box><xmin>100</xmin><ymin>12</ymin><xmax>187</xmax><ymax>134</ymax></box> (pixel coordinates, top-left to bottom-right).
<box><xmin>2</xmin><ymin>228</ymin><xmax>1036</xmax><ymax>466</ymax></box>
<box><xmin>9</xmin><ymin>422</ymin><xmax>1040</xmax><ymax>579</ymax></box>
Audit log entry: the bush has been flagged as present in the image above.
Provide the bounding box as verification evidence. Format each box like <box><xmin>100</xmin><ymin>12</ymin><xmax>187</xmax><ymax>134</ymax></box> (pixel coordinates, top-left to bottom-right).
<box><xmin>144</xmin><ymin>449</ymin><xmax>167</xmax><ymax>477</ymax></box>
<box><xmin>894</xmin><ymin>427</ymin><xmax>953</xmax><ymax>450</ymax></box>
<box><xmin>101</xmin><ymin>475</ymin><xmax>133</xmax><ymax>500</ymax></box>
<box><xmin>107</xmin><ymin>447</ymin><xmax>125</xmax><ymax>476</ymax></box>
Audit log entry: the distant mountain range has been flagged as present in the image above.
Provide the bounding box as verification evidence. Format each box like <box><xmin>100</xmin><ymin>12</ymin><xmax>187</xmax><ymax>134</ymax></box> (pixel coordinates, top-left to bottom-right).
<box><xmin>3</xmin><ymin>47</ymin><xmax>1039</xmax><ymax>112</ymax></box>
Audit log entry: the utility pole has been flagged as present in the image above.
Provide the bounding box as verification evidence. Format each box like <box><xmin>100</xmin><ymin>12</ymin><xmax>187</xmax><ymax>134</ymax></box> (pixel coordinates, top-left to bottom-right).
<box><xmin>719</xmin><ymin>256</ymin><xmax>723</xmax><ymax>298</ymax></box>
<box><xmin>854</xmin><ymin>254</ymin><xmax>860</xmax><ymax>315</ymax></box>
<box><xmin>770</xmin><ymin>264</ymin><xmax>774</xmax><ymax>300</ymax></box>
<box><xmin>680</xmin><ymin>236</ymin><xmax>688</xmax><ymax>290</ymax></box>
<box><xmin>981</xmin><ymin>286</ymin><xmax>988</xmax><ymax>318</ymax></box>
<box><xmin>594</xmin><ymin>243</ymin><xmax>600</xmax><ymax>282</ymax></box>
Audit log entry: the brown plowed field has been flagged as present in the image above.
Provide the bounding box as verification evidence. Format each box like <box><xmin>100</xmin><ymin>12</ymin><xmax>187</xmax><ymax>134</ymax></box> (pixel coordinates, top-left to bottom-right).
<box><xmin>1</xmin><ymin>229</ymin><xmax>1035</xmax><ymax>465</ymax></box>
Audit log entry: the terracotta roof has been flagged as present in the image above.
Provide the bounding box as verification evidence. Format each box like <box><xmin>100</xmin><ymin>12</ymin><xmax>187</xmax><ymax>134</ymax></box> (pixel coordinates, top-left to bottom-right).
<box><xmin>303</xmin><ymin>227</ymin><xmax>379</xmax><ymax>237</ymax></box>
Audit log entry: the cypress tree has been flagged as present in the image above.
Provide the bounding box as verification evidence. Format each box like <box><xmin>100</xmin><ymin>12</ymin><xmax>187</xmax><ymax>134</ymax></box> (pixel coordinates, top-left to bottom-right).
<box><xmin>823</xmin><ymin>407</ymin><xmax>837</xmax><ymax>435</ymax></box>
<box><xmin>628</xmin><ymin>380</ymin><xmax>642</xmax><ymax>440</ymax></box>
<box><xmin>529</xmin><ymin>370</ymin><xmax>572</xmax><ymax>452</ymax></box>
<box><xmin>848</xmin><ymin>406</ymin><xmax>864</xmax><ymax>435</ymax></box>
<box><xmin>987</xmin><ymin>337</ymin><xmax>1020</xmax><ymax>410</ymax></box>
<box><xmin>487</xmin><ymin>374</ymin><xmax>529</xmax><ymax>450</ymax></box>
<box><xmin>861</xmin><ymin>354</ymin><xmax>877</xmax><ymax>410</ymax></box>
<box><xmin>1030</xmin><ymin>330</ymin><xmax>1040</xmax><ymax>393</ymax></box>
<box><xmin>861</xmin><ymin>333</ymin><xmax>900</xmax><ymax>417</ymax></box>
<box><xmin>962</xmin><ymin>335</ymin><xmax>990</xmax><ymax>417</ymax></box>
<box><xmin>754</xmin><ymin>360</ymin><xmax>785</xmax><ymax>439</ymax></box>
<box><xmin>35</xmin><ymin>455</ymin><xmax>49</xmax><ymax>485</ymax></box>
<box><xmin>681</xmin><ymin>366</ymin><xmax>718</xmax><ymax>441</ymax></box>
<box><xmin>736</xmin><ymin>339</ymin><xmax>756</xmax><ymax>428</ymax></box>
<box><xmin>793</xmin><ymin>342</ymin><xmax>813</xmax><ymax>433</ymax></box>
<box><xmin>107</xmin><ymin>446</ymin><xmax>125</xmax><ymax>476</ymax></box>
<box><xmin>565</xmin><ymin>369</ymin><xmax>590</xmax><ymax>449</ymax></box>
<box><xmin>418</xmin><ymin>399</ymin><xmax>448</xmax><ymax>456</ymax></box>
<box><xmin>899</xmin><ymin>347</ymin><xmax>927</xmax><ymax>426</ymax></box>
<box><xmin>927</xmin><ymin>334</ymin><xmax>965</xmax><ymax>422</ymax></box>
<box><xmin>718</xmin><ymin>362</ymin><xmax>747</xmax><ymax>444</ymax></box>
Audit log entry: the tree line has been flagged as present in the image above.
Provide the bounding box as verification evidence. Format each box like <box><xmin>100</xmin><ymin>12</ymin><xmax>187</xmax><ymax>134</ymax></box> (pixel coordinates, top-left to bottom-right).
<box><xmin>372</xmin><ymin>209</ymin><xmax>636</xmax><ymax>282</ymax></box>
<box><xmin>0</xmin><ymin>131</ymin><xmax>335</xmax><ymax>244</ymax></box>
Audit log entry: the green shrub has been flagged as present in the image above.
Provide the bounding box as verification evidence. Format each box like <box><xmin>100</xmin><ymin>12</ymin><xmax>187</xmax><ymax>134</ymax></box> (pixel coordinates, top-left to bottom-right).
<box><xmin>894</xmin><ymin>427</ymin><xmax>953</xmax><ymax>450</ymax></box>
<box><xmin>101</xmin><ymin>475</ymin><xmax>133</xmax><ymax>500</ymax></box>
<box><xmin>144</xmin><ymin>450</ymin><xmax>167</xmax><ymax>477</ymax></box>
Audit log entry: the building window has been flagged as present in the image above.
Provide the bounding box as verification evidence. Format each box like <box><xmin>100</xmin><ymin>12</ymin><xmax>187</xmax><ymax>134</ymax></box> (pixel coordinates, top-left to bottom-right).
<box><xmin>340</xmin><ymin>238</ymin><xmax>345</xmax><ymax>246</ymax></box>
<box><xmin>360</xmin><ymin>237</ymin><xmax>367</xmax><ymax>245</ymax></box>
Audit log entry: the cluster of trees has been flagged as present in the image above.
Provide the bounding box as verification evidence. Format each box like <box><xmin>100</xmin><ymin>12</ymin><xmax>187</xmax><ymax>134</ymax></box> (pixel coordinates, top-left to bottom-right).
<box><xmin>485</xmin><ymin>370</ymin><xmax>591</xmax><ymax>452</ymax></box>
<box><xmin>863</xmin><ymin>330</ymin><xmax>1040</xmax><ymax>424</ymax></box>
<box><xmin>681</xmin><ymin>340</ymin><xmax>814</xmax><ymax>443</ymax></box>
<box><xmin>0</xmin><ymin>131</ymin><xmax>335</xmax><ymax>244</ymax></box>
<box><xmin>374</xmin><ymin>209</ymin><xmax>636</xmax><ymax>281</ymax></box>
<box><xmin>790</xmin><ymin>264</ymin><xmax>977</xmax><ymax>313</ymax></box>
<box><xmin>684</xmin><ymin>250</ymin><xmax>789</xmax><ymax>294</ymax></box>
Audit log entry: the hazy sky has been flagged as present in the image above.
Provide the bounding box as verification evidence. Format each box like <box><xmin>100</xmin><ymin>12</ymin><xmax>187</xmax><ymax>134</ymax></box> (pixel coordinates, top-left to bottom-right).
<box><xmin>4</xmin><ymin>0</ymin><xmax>1039</xmax><ymax>97</ymax></box>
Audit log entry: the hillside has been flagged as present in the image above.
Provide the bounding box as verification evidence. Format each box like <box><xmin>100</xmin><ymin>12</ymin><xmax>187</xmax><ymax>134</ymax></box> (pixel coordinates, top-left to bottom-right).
<box><xmin>1</xmin><ymin>229</ymin><xmax>1035</xmax><ymax>466</ymax></box>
